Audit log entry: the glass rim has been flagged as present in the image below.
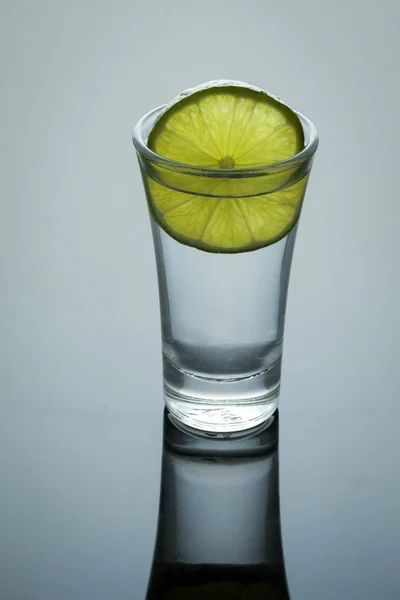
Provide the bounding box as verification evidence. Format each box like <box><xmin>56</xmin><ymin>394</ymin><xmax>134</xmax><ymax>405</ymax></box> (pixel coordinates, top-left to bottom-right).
<box><xmin>132</xmin><ymin>104</ymin><xmax>319</xmax><ymax>177</ymax></box>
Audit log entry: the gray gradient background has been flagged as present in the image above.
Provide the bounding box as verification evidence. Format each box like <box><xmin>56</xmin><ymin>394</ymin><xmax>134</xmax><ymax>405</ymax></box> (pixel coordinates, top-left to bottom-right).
<box><xmin>1</xmin><ymin>1</ymin><xmax>399</xmax><ymax>599</ymax></box>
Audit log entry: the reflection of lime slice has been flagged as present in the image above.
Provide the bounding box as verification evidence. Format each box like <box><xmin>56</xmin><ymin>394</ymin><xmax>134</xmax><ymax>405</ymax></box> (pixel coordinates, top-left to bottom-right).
<box><xmin>164</xmin><ymin>581</ymin><xmax>282</xmax><ymax>599</ymax></box>
<box><xmin>147</xmin><ymin>80</ymin><xmax>306</xmax><ymax>253</ymax></box>
<box><xmin>164</xmin><ymin>581</ymin><xmax>241</xmax><ymax>600</ymax></box>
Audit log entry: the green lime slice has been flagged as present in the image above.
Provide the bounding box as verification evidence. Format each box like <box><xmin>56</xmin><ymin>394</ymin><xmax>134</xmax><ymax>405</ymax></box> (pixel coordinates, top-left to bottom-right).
<box><xmin>147</xmin><ymin>80</ymin><xmax>306</xmax><ymax>253</ymax></box>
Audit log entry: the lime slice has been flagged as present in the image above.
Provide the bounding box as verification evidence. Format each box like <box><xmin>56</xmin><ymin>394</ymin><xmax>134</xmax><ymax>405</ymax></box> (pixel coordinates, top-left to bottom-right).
<box><xmin>147</xmin><ymin>80</ymin><xmax>307</xmax><ymax>253</ymax></box>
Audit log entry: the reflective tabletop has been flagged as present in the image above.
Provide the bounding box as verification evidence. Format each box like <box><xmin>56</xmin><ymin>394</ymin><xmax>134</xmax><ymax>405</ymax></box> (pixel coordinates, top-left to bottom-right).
<box><xmin>1</xmin><ymin>400</ymin><xmax>399</xmax><ymax>600</ymax></box>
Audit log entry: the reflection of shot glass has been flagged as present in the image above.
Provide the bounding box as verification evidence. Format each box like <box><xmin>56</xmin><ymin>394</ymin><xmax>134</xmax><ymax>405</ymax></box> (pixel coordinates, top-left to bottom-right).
<box><xmin>146</xmin><ymin>411</ymin><xmax>289</xmax><ymax>599</ymax></box>
<box><xmin>133</xmin><ymin>83</ymin><xmax>318</xmax><ymax>434</ymax></box>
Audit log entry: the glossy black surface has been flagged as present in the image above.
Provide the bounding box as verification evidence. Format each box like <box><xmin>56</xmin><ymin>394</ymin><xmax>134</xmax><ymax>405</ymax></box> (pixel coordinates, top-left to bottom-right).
<box><xmin>1</xmin><ymin>402</ymin><xmax>399</xmax><ymax>600</ymax></box>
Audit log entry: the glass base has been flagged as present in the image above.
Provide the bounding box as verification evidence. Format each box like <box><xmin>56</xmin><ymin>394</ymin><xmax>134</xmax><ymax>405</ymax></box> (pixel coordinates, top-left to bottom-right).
<box><xmin>163</xmin><ymin>357</ymin><xmax>280</xmax><ymax>434</ymax></box>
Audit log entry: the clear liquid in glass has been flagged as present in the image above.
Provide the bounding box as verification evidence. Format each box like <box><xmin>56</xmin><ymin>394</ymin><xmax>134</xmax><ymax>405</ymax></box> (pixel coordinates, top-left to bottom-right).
<box><xmin>151</xmin><ymin>218</ymin><xmax>297</xmax><ymax>433</ymax></box>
